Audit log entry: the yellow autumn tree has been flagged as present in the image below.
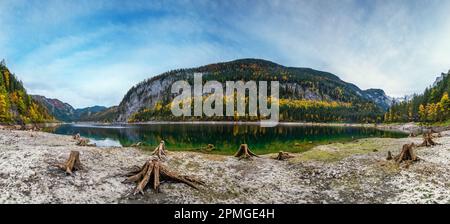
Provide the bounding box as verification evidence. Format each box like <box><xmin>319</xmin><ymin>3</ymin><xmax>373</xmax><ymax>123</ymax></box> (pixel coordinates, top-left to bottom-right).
<box><xmin>440</xmin><ymin>92</ymin><xmax>450</xmax><ymax>118</ymax></box>
<box><xmin>0</xmin><ymin>92</ymin><xmax>9</xmax><ymax>121</ymax></box>
<box><xmin>418</xmin><ymin>104</ymin><xmax>426</xmax><ymax>121</ymax></box>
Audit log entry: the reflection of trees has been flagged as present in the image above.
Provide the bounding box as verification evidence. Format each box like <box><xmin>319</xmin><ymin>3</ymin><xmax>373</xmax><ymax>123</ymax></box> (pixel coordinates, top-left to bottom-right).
<box><xmin>48</xmin><ymin>124</ymin><xmax>407</xmax><ymax>153</ymax></box>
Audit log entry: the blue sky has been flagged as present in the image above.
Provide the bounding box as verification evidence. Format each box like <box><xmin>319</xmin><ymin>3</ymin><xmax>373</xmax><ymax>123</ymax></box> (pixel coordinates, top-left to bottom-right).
<box><xmin>1</xmin><ymin>0</ymin><xmax>450</xmax><ymax>108</ymax></box>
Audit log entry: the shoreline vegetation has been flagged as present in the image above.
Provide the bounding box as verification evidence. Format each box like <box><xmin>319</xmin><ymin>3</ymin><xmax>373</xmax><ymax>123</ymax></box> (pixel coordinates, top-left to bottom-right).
<box><xmin>1</xmin><ymin>122</ymin><xmax>450</xmax><ymax>203</ymax></box>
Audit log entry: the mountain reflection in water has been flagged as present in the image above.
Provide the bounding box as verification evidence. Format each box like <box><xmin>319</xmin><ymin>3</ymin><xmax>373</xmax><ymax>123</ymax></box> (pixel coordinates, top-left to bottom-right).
<box><xmin>44</xmin><ymin>123</ymin><xmax>407</xmax><ymax>155</ymax></box>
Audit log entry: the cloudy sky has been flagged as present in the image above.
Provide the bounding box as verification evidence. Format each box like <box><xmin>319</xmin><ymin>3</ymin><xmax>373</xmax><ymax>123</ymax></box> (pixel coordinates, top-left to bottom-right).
<box><xmin>1</xmin><ymin>0</ymin><xmax>449</xmax><ymax>108</ymax></box>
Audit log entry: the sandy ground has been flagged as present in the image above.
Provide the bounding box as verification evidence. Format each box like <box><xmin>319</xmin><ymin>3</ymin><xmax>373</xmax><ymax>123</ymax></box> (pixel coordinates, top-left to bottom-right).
<box><xmin>1</xmin><ymin>126</ymin><xmax>450</xmax><ymax>204</ymax></box>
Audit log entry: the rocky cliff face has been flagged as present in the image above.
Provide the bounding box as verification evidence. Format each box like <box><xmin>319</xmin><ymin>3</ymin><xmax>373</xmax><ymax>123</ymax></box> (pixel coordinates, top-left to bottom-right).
<box><xmin>115</xmin><ymin>59</ymin><xmax>392</xmax><ymax>122</ymax></box>
<box><xmin>361</xmin><ymin>89</ymin><xmax>393</xmax><ymax>110</ymax></box>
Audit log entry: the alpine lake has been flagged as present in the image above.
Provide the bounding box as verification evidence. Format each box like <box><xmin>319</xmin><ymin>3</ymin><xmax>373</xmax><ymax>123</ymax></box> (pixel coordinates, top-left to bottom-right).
<box><xmin>43</xmin><ymin>123</ymin><xmax>408</xmax><ymax>155</ymax></box>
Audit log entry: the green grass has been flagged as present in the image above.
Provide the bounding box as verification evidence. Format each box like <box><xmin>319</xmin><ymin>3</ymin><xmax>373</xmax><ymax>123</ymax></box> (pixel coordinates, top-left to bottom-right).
<box><xmin>290</xmin><ymin>138</ymin><xmax>391</xmax><ymax>163</ymax></box>
<box><xmin>423</xmin><ymin>119</ymin><xmax>450</xmax><ymax>127</ymax></box>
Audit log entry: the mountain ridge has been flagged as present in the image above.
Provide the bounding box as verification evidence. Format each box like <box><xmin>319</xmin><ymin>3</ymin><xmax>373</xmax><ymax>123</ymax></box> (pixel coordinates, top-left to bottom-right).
<box><xmin>115</xmin><ymin>58</ymin><xmax>392</xmax><ymax>123</ymax></box>
<box><xmin>31</xmin><ymin>95</ymin><xmax>108</xmax><ymax>122</ymax></box>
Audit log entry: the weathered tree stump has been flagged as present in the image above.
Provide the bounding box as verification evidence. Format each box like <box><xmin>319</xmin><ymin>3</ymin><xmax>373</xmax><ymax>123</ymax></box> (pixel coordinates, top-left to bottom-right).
<box><xmin>394</xmin><ymin>143</ymin><xmax>419</xmax><ymax>163</ymax></box>
<box><xmin>123</xmin><ymin>158</ymin><xmax>203</xmax><ymax>195</ymax></box>
<box><xmin>73</xmin><ymin>133</ymin><xmax>81</xmax><ymax>140</ymax></box>
<box><xmin>275</xmin><ymin>151</ymin><xmax>294</xmax><ymax>160</ymax></box>
<box><xmin>419</xmin><ymin>133</ymin><xmax>437</xmax><ymax>147</ymax></box>
<box><xmin>386</xmin><ymin>151</ymin><xmax>393</xmax><ymax>160</ymax></box>
<box><xmin>53</xmin><ymin>151</ymin><xmax>83</xmax><ymax>175</ymax></box>
<box><xmin>205</xmin><ymin>144</ymin><xmax>215</xmax><ymax>152</ymax></box>
<box><xmin>152</xmin><ymin>140</ymin><xmax>167</xmax><ymax>159</ymax></box>
<box><xmin>234</xmin><ymin>144</ymin><xmax>258</xmax><ymax>160</ymax></box>
<box><xmin>76</xmin><ymin>138</ymin><xmax>96</xmax><ymax>147</ymax></box>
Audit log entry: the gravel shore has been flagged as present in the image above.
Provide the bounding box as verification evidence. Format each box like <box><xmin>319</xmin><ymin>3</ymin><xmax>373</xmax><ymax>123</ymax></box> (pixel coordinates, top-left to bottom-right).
<box><xmin>1</xmin><ymin>127</ymin><xmax>450</xmax><ymax>204</ymax></box>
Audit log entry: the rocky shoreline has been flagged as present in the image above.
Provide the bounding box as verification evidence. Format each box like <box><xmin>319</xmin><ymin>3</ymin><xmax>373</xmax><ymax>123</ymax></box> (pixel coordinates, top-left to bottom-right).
<box><xmin>1</xmin><ymin>126</ymin><xmax>450</xmax><ymax>204</ymax></box>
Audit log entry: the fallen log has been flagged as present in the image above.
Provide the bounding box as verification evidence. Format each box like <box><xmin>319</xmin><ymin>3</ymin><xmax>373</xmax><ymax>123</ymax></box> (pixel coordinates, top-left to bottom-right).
<box><xmin>52</xmin><ymin>151</ymin><xmax>83</xmax><ymax>175</ymax></box>
<box><xmin>152</xmin><ymin>140</ymin><xmax>167</xmax><ymax>159</ymax></box>
<box><xmin>123</xmin><ymin>158</ymin><xmax>203</xmax><ymax>195</ymax></box>
<box><xmin>234</xmin><ymin>144</ymin><xmax>258</xmax><ymax>160</ymax></box>
<box><xmin>275</xmin><ymin>151</ymin><xmax>294</xmax><ymax>160</ymax></box>
<box><xmin>394</xmin><ymin>143</ymin><xmax>419</xmax><ymax>164</ymax></box>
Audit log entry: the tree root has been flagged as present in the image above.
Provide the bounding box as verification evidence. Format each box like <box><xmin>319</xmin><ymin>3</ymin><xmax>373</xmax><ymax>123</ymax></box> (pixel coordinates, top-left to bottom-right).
<box><xmin>275</xmin><ymin>151</ymin><xmax>294</xmax><ymax>160</ymax></box>
<box><xmin>52</xmin><ymin>151</ymin><xmax>83</xmax><ymax>175</ymax></box>
<box><xmin>123</xmin><ymin>158</ymin><xmax>203</xmax><ymax>195</ymax></box>
<box><xmin>234</xmin><ymin>144</ymin><xmax>258</xmax><ymax>160</ymax></box>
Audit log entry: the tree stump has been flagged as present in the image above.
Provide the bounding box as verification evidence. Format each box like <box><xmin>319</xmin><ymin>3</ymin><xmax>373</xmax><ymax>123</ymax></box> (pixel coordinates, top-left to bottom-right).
<box><xmin>205</xmin><ymin>144</ymin><xmax>215</xmax><ymax>152</ymax></box>
<box><xmin>386</xmin><ymin>151</ymin><xmax>393</xmax><ymax>160</ymax></box>
<box><xmin>394</xmin><ymin>143</ymin><xmax>419</xmax><ymax>164</ymax></box>
<box><xmin>419</xmin><ymin>133</ymin><xmax>437</xmax><ymax>147</ymax></box>
<box><xmin>76</xmin><ymin>138</ymin><xmax>96</xmax><ymax>147</ymax></box>
<box><xmin>123</xmin><ymin>158</ymin><xmax>204</xmax><ymax>195</ymax></box>
<box><xmin>53</xmin><ymin>151</ymin><xmax>83</xmax><ymax>175</ymax></box>
<box><xmin>275</xmin><ymin>151</ymin><xmax>294</xmax><ymax>160</ymax></box>
<box><xmin>73</xmin><ymin>133</ymin><xmax>81</xmax><ymax>140</ymax></box>
<box><xmin>234</xmin><ymin>144</ymin><xmax>258</xmax><ymax>160</ymax></box>
<box><xmin>152</xmin><ymin>140</ymin><xmax>167</xmax><ymax>159</ymax></box>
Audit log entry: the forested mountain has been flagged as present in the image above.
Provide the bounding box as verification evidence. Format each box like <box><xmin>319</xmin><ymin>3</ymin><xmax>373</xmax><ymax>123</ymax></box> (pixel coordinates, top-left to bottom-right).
<box><xmin>385</xmin><ymin>70</ymin><xmax>450</xmax><ymax>123</ymax></box>
<box><xmin>0</xmin><ymin>61</ymin><xmax>54</xmax><ymax>124</ymax></box>
<box><xmin>32</xmin><ymin>95</ymin><xmax>109</xmax><ymax>122</ymax></box>
<box><xmin>77</xmin><ymin>106</ymin><xmax>118</xmax><ymax>122</ymax></box>
<box><xmin>116</xmin><ymin>59</ymin><xmax>391</xmax><ymax>123</ymax></box>
<box><xmin>31</xmin><ymin>95</ymin><xmax>75</xmax><ymax>122</ymax></box>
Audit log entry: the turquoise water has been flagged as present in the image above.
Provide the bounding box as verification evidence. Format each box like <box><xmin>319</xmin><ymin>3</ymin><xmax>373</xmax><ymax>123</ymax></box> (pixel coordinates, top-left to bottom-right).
<box><xmin>45</xmin><ymin>123</ymin><xmax>407</xmax><ymax>155</ymax></box>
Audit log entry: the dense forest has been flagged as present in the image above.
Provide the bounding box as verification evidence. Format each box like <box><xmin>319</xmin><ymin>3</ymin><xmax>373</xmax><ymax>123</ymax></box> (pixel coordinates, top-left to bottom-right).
<box><xmin>128</xmin><ymin>97</ymin><xmax>383</xmax><ymax>123</ymax></box>
<box><xmin>385</xmin><ymin>70</ymin><xmax>450</xmax><ymax>123</ymax></box>
<box><xmin>0</xmin><ymin>60</ymin><xmax>54</xmax><ymax>124</ymax></box>
<box><xmin>124</xmin><ymin>59</ymin><xmax>385</xmax><ymax>123</ymax></box>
